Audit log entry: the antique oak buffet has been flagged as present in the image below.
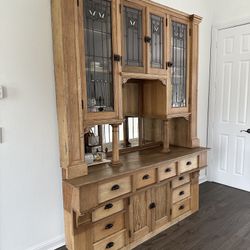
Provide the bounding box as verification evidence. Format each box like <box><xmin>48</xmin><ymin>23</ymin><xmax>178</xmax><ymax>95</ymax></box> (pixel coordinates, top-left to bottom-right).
<box><xmin>51</xmin><ymin>0</ymin><xmax>208</xmax><ymax>249</ymax></box>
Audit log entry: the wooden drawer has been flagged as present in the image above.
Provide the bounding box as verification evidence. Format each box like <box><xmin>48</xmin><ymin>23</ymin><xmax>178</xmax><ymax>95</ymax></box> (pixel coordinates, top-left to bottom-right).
<box><xmin>92</xmin><ymin>200</ymin><xmax>124</xmax><ymax>222</ymax></box>
<box><xmin>172</xmin><ymin>174</ymin><xmax>190</xmax><ymax>188</ymax></box>
<box><xmin>93</xmin><ymin>230</ymin><xmax>126</xmax><ymax>250</ymax></box>
<box><xmin>135</xmin><ymin>169</ymin><xmax>156</xmax><ymax>189</ymax></box>
<box><xmin>172</xmin><ymin>183</ymin><xmax>191</xmax><ymax>204</ymax></box>
<box><xmin>158</xmin><ymin>162</ymin><xmax>177</xmax><ymax>182</ymax></box>
<box><xmin>172</xmin><ymin>198</ymin><xmax>191</xmax><ymax>219</ymax></box>
<box><xmin>98</xmin><ymin>177</ymin><xmax>131</xmax><ymax>203</ymax></box>
<box><xmin>93</xmin><ymin>213</ymin><xmax>125</xmax><ymax>243</ymax></box>
<box><xmin>178</xmin><ymin>156</ymin><xmax>198</xmax><ymax>174</ymax></box>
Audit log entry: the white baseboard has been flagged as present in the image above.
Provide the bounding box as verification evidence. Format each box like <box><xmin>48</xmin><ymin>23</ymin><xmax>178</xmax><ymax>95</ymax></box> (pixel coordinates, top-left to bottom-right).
<box><xmin>199</xmin><ymin>175</ymin><xmax>208</xmax><ymax>184</ymax></box>
<box><xmin>26</xmin><ymin>235</ymin><xmax>65</xmax><ymax>250</ymax></box>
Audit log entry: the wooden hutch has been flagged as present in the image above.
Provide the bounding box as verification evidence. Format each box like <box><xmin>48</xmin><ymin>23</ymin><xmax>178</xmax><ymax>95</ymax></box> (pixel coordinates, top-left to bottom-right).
<box><xmin>51</xmin><ymin>0</ymin><xmax>208</xmax><ymax>249</ymax></box>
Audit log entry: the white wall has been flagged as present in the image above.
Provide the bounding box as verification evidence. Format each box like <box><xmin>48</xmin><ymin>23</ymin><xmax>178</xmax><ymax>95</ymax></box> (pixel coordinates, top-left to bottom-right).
<box><xmin>0</xmin><ymin>0</ymin><xmax>214</xmax><ymax>250</ymax></box>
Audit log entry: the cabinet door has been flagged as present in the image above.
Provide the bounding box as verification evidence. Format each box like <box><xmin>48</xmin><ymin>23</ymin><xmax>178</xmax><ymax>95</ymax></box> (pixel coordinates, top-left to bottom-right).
<box><xmin>121</xmin><ymin>1</ymin><xmax>146</xmax><ymax>73</ymax></box>
<box><xmin>80</xmin><ymin>0</ymin><xmax>121</xmax><ymax>123</ymax></box>
<box><xmin>129</xmin><ymin>190</ymin><xmax>151</xmax><ymax>242</ymax></box>
<box><xmin>151</xmin><ymin>183</ymin><xmax>170</xmax><ymax>230</ymax></box>
<box><xmin>146</xmin><ymin>8</ymin><xmax>167</xmax><ymax>75</ymax></box>
<box><xmin>168</xmin><ymin>17</ymin><xmax>190</xmax><ymax>114</ymax></box>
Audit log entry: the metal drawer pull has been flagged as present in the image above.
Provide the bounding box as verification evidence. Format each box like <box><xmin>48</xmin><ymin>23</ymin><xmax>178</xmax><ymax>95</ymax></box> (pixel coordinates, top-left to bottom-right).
<box><xmin>179</xmin><ymin>205</ymin><xmax>185</xmax><ymax>210</ymax></box>
<box><xmin>104</xmin><ymin>203</ymin><xmax>113</xmax><ymax>210</ymax></box>
<box><xmin>179</xmin><ymin>191</ymin><xmax>185</xmax><ymax>196</ymax></box>
<box><xmin>111</xmin><ymin>185</ymin><xmax>120</xmax><ymax>191</ymax></box>
<box><xmin>179</xmin><ymin>176</ymin><xmax>184</xmax><ymax>181</ymax></box>
<box><xmin>165</xmin><ymin>168</ymin><xmax>171</xmax><ymax>173</ymax></box>
<box><xmin>143</xmin><ymin>174</ymin><xmax>150</xmax><ymax>180</ymax></box>
<box><xmin>149</xmin><ymin>202</ymin><xmax>156</xmax><ymax>209</ymax></box>
<box><xmin>186</xmin><ymin>161</ymin><xmax>192</xmax><ymax>166</ymax></box>
<box><xmin>105</xmin><ymin>223</ymin><xmax>114</xmax><ymax>230</ymax></box>
<box><xmin>106</xmin><ymin>242</ymin><xmax>114</xmax><ymax>249</ymax></box>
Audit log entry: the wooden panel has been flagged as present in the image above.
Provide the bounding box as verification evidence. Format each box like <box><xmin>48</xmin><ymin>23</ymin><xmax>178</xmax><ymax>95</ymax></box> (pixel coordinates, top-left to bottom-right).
<box><xmin>172</xmin><ymin>174</ymin><xmax>190</xmax><ymax>189</ymax></box>
<box><xmin>130</xmin><ymin>190</ymin><xmax>151</xmax><ymax>242</ymax></box>
<box><xmin>79</xmin><ymin>184</ymin><xmax>98</xmax><ymax>213</ymax></box>
<box><xmin>93</xmin><ymin>213</ymin><xmax>125</xmax><ymax>243</ymax></box>
<box><xmin>122</xmin><ymin>83</ymin><xmax>139</xmax><ymax>116</ymax></box>
<box><xmin>158</xmin><ymin>162</ymin><xmax>177</xmax><ymax>181</ymax></box>
<box><xmin>172</xmin><ymin>198</ymin><xmax>191</xmax><ymax>219</ymax></box>
<box><xmin>98</xmin><ymin>177</ymin><xmax>132</xmax><ymax>203</ymax></box>
<box><xmin>190</xmin><ymin>171</ymin><xmax>199</xmax><ymax>212</ymax></box>
<box><xmin>178</xmin><ymin>155</ymin><xmax>198</xmax><ymax>174</ymax></box>
<box><xmin>199</xmin><ymin>151</ymin><xmax>208</xmax><ymax>168</ymax></box>
<box><xmin>93</xmin><ymin>230</ymin><xmax>126</xmax><ymax>250</ymax></box>
<box><xmin>92</xmin><ymin>200</ymin><xmax>124</xmax><ymax>222</ymax></box>
<box><xmin>135</xmin><ymin>169</ymin><xmax>156</xmax><ymax>190</ymax></box>
<box><xmin>152</xmin><ymin>183</ymin><xmax>170</xmax><ymax>230</ymax></box>
<box><xmin>172</xmin><ymin>183</ymin><xmax>191</xmax><ymax>204</ymax></box>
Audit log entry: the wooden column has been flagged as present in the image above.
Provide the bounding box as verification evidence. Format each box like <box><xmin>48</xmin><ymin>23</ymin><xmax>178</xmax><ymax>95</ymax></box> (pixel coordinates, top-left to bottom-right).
<box><xmin>162</xmin><ymin>119</ymin><xmax>170</xmax><ymax>153</ymax></box>
<box><xmin>111</xmin><ymin>124</ymin><xmax>122</xmax><ymax>166</ymax></box>
<box><xmin>123</xmin><ymin>117</ymin><xmax>131</xmax><ymax>147</ymax></box>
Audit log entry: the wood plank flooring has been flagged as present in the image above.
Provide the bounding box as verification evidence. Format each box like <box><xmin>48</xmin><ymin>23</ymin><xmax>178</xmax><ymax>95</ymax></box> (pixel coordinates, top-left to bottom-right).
<box><xmin>57</xmin><ymin>182</ymin><xmax>250</xmax><ymax>250</ymax></box>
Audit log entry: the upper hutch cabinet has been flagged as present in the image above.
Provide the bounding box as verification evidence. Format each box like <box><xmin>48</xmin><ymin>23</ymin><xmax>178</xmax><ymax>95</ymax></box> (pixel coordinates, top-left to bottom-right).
<box><xmin>167</xmin><ymin>17</ymin><xmax>190</xmax><ymax>115</ymax></box>
<box><xmin>80</xmin><ymin>0</ymin><xmax>122</xmax><ymax>125</ymax></box>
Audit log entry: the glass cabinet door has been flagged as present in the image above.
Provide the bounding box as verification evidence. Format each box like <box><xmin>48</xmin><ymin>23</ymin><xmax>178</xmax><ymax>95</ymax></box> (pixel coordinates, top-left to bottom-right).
<box><xmin>148</xmin><ymin>12</ymin><xmax>166</xmax><ymax>74</ymax></box>
<box><xmin>122</xmin><ymin>3</ymin><xmax>145</xmax><ymax>72</ymax></box>
<box><xmin>171</xmin><ymin>20</ymin><xmax>188</xmax><ymax>110</ymax></box>
<box><xmin>83</xmin><ymin>0</ymin><xmax>114</xmax><ymax>113</ymax></box>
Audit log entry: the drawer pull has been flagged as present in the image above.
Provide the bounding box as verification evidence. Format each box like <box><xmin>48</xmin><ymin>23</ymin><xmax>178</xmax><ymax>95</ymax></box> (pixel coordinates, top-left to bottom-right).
<box><xmin>149</xmin><ymin>202</ymin><xmax>156</xmax><ymax>209</ymax></box>
<box><xmin>179</xmin><ymin>176</ymin><xmax>184</xmax><ymax>181</ymax></box>
<box><xmin>165</xmin><ymin>168</ymin><xmax>171</xmax><ymax>173</ymax></box>
<box><xmin>104</xmin><ymin>203</ymin><xmax>113</xmax><ymax>210</ymax></box>
<box><xmin>179</xmin><ymin>205</ymin><xmax>185</xmax><ymax>210</ymax></box>
<box><xmin>186</xmin><ymin>161</ymin><xmax>192</xmax><ymax>166</ymax></box>
<box><xmin>111</xmin><ymin>185</ymin><xmax>120</xmax><ymax>191</ymax></box>
<box><xmin>142</xmin><ymin>174</ymin><xmax>150</xmax><ymax>180</ymax></box>
<box><xmin>106</xmin><ymin>242</ymin><xmax>114</xmax><ymax>249</ymax></box>
<box><xmin>179</xmin><ymin>191</ymin><xmax>185</xmax><ymax>196</ymax></box>
<box><xmin>105</xmin><ymin>223</ymin><xmax>114</xmax><ymax>230</ymax></box>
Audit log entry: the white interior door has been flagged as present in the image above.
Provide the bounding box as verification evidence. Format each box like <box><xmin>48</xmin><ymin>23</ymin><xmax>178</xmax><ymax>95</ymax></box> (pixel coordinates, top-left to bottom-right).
<box><xmin>210</xmin><ymin>23</ymin><xmax>250</xmax><ymax>191</ymax></box>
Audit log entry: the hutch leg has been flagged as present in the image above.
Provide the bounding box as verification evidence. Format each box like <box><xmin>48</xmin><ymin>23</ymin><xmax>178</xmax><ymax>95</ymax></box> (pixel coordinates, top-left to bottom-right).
<box><xmin>111</xmin><ymin>124</ymin><xmax>122</xmax><ymax>166</ymax></box>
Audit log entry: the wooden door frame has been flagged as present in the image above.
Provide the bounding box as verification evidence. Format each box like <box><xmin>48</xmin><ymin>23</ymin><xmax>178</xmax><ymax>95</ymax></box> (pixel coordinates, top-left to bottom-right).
<box><xmin>207</xmin><ymin>17</ymin><xmax>250</xmax><ymax>181</ymax></box>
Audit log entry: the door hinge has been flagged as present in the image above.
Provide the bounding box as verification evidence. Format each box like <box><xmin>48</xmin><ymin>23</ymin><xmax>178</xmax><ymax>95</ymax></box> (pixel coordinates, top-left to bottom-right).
<box><xmin>189</xmin><ymin>28</ymin><xmax>192</xmax><ymax>36</ymax></box>
<box><xmin>81</xmin><ymin>100</ymin><xmax>84</xmax><ymax>109</ymax></box>
<box><xmin>129</xmin><ymin>230</ymin><xmax>132</xmax><ymax>238</ymax></box>
<box><xmin>77</xmin><ymin>0</ymin><xmax>79</xmax><ymax>7</ymax></box>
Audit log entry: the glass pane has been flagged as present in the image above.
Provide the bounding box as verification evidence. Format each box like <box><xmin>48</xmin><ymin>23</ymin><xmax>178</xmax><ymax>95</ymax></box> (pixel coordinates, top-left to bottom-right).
<box><xmin>150</xmin><ymin>14</ymin><xmax>164</xmax><ymax>69</ymax></box>
<box><xmin>83</xmin><ymin>0</ymin><xmax>114</xmax><ymax>112</ymax></box>
<box><xmin>123</xmin><ymin>6</ymin><xmax>143</xmax><ymax>67</ymax></box>
<box><xmin>171</xmin><ymin>21</ymin><xmax>187</xmax><ymax>108</ymax></box>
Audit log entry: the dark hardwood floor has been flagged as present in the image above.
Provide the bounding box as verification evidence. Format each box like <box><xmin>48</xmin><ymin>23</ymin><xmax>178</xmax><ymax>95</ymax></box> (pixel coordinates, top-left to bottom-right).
<box><xmin>57</xmin><ymin>182</ymin><xmax>250</xmax><ymax>250</ymax></box>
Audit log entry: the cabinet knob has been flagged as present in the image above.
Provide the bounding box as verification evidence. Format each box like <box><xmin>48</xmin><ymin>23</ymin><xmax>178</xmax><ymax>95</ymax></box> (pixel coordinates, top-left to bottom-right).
<box><xmin>106</xmin><ymin>242</ymin><xmax>114</xmax><ymax>249</ymax></box>
<box><xmin>179</xmin><ymin>205</ymin><xmax>185</xmax><ymax>210</ymax></box>
<box><xmin>111</xmin><ymin>184</ymin><xmax>120</xmax><ymax>191</ymax></box>
<box><xmin>179</xmin><ymin>191</ymin><xmax>185</xmax><ymax>196</ymax></box>
<box><xmin>104</xmin><ymin>203</ymin><xmax>113</xmax><ymax>210</ymax></box>
<box><xmin>149</xmin><ymin>202</ymin><xmax>156</xmax><ymax>209</ymax></box>
<box><xmin>144</xmin><ymin>36</ymin><xmax>152</xmax><ymax>43</ymax></box>
<box><xmin>113</xmin><ymin>54</ymin><xmax>122</xmax><ymax>62</ymax></box>
<box><xmin>143</xmin><ymin>174</ymin><xmax>150</xmax><ymax>180</ymax></box>
<box><xmin>179</xmin><ymin>176</ymin><xmax>184</xmax><ymax>181</ymax></box>
<box><xmin>105</xmin><ymin>224</ymin><xmax>114</xmax><ymax>230</ymax></box>
<box><xmin>186</xmin><ymin>161</ymin><xmax>192</xmax><ymax>166</ymax></box>
<box><xmin>166</xmin><ymin>61</ymin><xmax>173</xmax><ymax>69</ymax></box>
<box><xmin>165</xmin><ymin>168</ymin><xmax>171</xmax><ymax>173</ymax></box>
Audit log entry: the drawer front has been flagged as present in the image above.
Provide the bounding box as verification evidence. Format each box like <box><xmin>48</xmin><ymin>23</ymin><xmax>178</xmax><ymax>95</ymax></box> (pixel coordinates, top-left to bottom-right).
<box><xmin>178</xmin><ymin>156</ymin><xmax>198</xmax><ymax>174</ymax></box>
<box><xmin>93</xmin><ymin>230</ymin><xmax>125</xmax><ymax>250</ymax></box>
<box><xmin>93</xmin><ymin>213</ymin><xmax>125</xmax><ymax>242</ymax></box>
<box><xmin>92</xmin><ymin>200</ymin><xmax>124</xmax><ymax>222</ymax></box>
<box><xmin>98</xmin><ymin>177</ymin><xmax>131</xmax><ymax>203</ymax></box>
<box><xmin>172</xmin><ymin>183</ymin><xmax>191</xmax><ymax>204</ymax></box>
<box><xmin>172</xmin><ymin>174</ymin><xmax>190</xmax><ymax>189</ymax></box>
<box><xmin>158</xmin><ymin>162</ymin><xmax>177</xmax><ymax>181</ymax></box>
<box><xmin>135</xmin><ymin>169</ymin><xmax>156</xmax><ymax>189</ymax></box>
<box><xmin>172</xmin><ymin>198</ymin><xmax>191</xmax><ymax>219</ymax></box>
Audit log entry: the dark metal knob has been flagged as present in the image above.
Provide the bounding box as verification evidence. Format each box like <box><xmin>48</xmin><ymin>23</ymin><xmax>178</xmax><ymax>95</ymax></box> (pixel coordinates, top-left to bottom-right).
<box><xmin>149</xmin><ymin>202</ymin><xmax>156</xmax><ymax>209</ymax></box>
<box><xmin>106</xmin><ymin>242</ymin><xmax>114</xmax><ymax>249</ymax></box>
<box><xmin>144</xmin><ymin>36</ymin><xmax>152</xmax><ymax>43</ymax></box>
<box><xmin>179</xmin><ymin>205</ymin><xmax>185</xmax><ymax>210</ymax></box>
<box><xmin>179</xmin><ymin>176</ymin><xmax>184</xmax><ymax>181</ymax></box>
<box><xmin>111</xmin><ymin>184</ymin><xmax>120</xmax><ymax>191</ymax></box>
<box><xmin>165</xmin><ymin>168</ymin><xmax>171</xmax><ymax>173</ymax></box>
<box><xmin>166</xmin><ymin>61</ymin><xmax>173</xmax><ymax>68</ymax></box>
<box><xmin>113</xmin><ymin>54</ymin><xmax>122</xmax><ymax>62</ymax></box>
<box><xmin>241</xmin><ymin>129</ymin><xmax>250</xmax><ymax>134</ymax></box>
<box><xmin>143</xmin><ymin>174</ymin><xmax>150</xmax><ymax>180</ymax></box>
<box><xmin>104</xmin><ymin>203</ymin><xmax>113</xmax><ymax>210</ymax></box>
<box><xmin>179</xmin><ymin>191</ymin><xmax>185</xmax><ymax>196</ymax></box>
<box><xmin>105</xmin><ymin>224</ymin><xmax>114</xmax><ymax>230</ymax></box>
<box><xmin>186</xmin><ymin>161</ymin><xmax>192</xmax><ymax>166</ymax></box>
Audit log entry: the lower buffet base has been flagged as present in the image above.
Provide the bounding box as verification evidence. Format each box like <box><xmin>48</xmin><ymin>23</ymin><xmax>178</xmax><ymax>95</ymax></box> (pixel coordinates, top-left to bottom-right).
<box><xmin>63</xmin><ymin>146</ymin><xmax>208</xmax><ymax>250</ymax></box>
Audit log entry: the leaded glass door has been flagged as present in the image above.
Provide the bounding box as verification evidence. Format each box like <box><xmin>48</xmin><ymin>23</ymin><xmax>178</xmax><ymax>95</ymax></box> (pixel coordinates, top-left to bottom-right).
<box><xmin>147</xmin><ymin>9</ymin><xmax>167</xmax><ymax>75</ymax></box>
<box><xmin>168</xmin><ymin>17</ymin><xmax>190</xmax><ymax>114</ymax></box>
<box><xmin>122</xmin><ymin>1</ymin><xmax>146</xmax><ymax>73</ymax></box>
<box><xmin>80</xmin><ymin>0</ymin><xmax>121</xmax><ymax>122</ymax></box>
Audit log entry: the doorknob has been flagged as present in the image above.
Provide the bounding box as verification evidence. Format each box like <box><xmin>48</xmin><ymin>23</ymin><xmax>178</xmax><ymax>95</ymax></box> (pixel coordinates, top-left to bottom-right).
<box><xmin>240</xmin><ymin>129</ymin><xmax>250</xmax><ymax>134</ymax></box>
